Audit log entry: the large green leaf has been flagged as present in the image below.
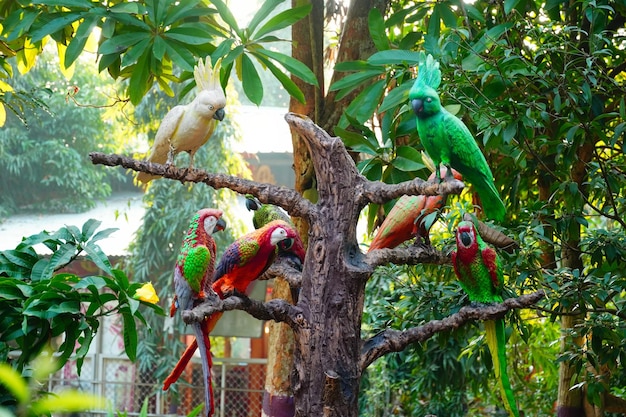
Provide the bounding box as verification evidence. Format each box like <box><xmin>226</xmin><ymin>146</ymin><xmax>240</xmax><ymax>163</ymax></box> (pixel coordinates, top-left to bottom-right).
<box><xmin>29</xmin><ymin>12</ymin><xmax>84</xmax><ymax>43</ymax></box>
<box><xmin>252</xmin><ymin>3</ymin><xmax>311</xmax><ymax>39</ymax></box>
<box><xmin>65</xmin><ymin>14</ymin><xmax>99</xmax><ymax>67</ymax></box>
<box><xmin>329</xmin><ymin>69</ymin><xmax>384</xmax><ymax>99</ymax></box>
<box><xmin>247</xmin><ymin>0</ymin><xmax>287</xmax><ymax>34</ymax></box>
<box><xmin>255</xmin><ymin>48</ymin><xmax>318</xmax><ymax>86</ymax></box>
<box><xmin>367</xmin><ymin>50</ymin><xmax>423</xmax><ymax>66</ymax></box>
<box><xmin>83</xmin><ymin>243</ymin><xmax>114</xmax><ymax>276</ymax></box>
<box><xmin>210</xmin><ymin>0</ymin><xmax>241</xmax><ymax>37</ymax></box>
<box><xmin>253</xmin><ymin>52</ymin><xmax>305</xmax><ymax>103</ymax></box>
<box><xmin>393</xmin><ymin>146</ymin><xmax>426</xmax><ymax>172</ymax></box>
<box><xmin>98</xmin><ymin>31</ymin><xmax>151</xmax><ymax>55</ymax></box>
<box><xmin>368</xmin><ymin>9</ymin><xmax>389</xmax><ymax>51</ymax></box>
<box><xmin>164</xmin><ymin>24</ymin><xmax>215</xmax><ymax>45</ymax></box>
<box><xmin>379</xmin><ymin>82</ymin><xmax>412</xmax><ymax>114</ymax></box>
<box><xmin>240</xmin><ymin>53</ymin><xmax>263</xmax><ymax>105</ymax></box>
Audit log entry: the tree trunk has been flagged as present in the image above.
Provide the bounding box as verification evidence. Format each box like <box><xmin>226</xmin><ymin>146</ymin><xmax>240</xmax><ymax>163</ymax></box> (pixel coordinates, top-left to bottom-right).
<box><xmin>556</xmin><ymin>141</ymin><xmax>594</xmax><ymax>417</ymax></box>
<box><xmin>287</xmin><ymin>115</ymin><xmax>369</xmax><ymax>417</ymax></box>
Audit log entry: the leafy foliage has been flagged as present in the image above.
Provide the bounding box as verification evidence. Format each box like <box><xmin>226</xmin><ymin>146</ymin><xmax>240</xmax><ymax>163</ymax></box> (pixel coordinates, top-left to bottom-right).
<box><xmin>0</xmin><ymin>219</ymin><xmax>163</xmax><ymax>374</ymax></box>
<box><xmin>348</xmin><ymin>2</ymin><xmax>626</xmax><ymax>415</ymax></box>
<box><xmin>0</xmin><ymin>0</ymin><xmax>317</xmax><ymax>107</ymax></box>
<box><xmin>0</xmin><ymin>48</ymin><xmax>125</xmax><ymax>215</ymax></box>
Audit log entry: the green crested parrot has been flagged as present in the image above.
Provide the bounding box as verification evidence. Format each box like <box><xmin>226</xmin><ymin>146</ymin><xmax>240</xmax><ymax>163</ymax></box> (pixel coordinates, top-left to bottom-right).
<box><xmin>163</xmin><ymin>208</ymin><xmax>226</xmax><ymax>417</ymax></box>
<box><xmin>138</xmin><ymin>57</ymin><xmax>226</xmax><ymax>183</ymax></box>
<box><xmin>408</xmin><ymin>54</ymin><xmax>506</xmax><ymax>222</ymax></box>
<box><xmin>451</xmin><ymin>220</ymin><xmax>519</xmax><ymax>417</ymax></box>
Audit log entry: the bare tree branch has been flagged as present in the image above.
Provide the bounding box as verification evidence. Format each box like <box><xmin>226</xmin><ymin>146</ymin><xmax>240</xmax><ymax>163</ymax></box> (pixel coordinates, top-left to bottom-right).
<box><xmin>182</xmin><ymin>290</ymin><xmax>307</xmax><ymax>330</ymax></box>
<box><xmin>360</xmin><ymin>291</ymin><xmax>546</xmax><ymax>370</ymax></box>
<box><xmin>364</xmin><ymin>244</ymin><xmax>450</xmax><ymax>269</ymax></box>
<box><xmin>88</xmin><ymin>152</ymin><xmax>315</xmax><ymax>221</ymax></box>
<box><xmin>260</xmin><ymin>261</ymin><xmax>303</xmax><ymax>289</ymax></box>
<box><xmin>359</xmin><ymin>176</ymin><xmax>465</xmax><ymax>205</ymax></box>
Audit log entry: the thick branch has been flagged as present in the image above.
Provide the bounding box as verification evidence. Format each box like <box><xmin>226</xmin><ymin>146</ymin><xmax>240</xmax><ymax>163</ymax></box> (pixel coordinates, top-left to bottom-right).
<box><xmin>364</xmin><ymin>244</ymin><xmax>450</xmax><ymax>269</ymax></box>
<box><xmin>360</xmin><ymin>177</ymin><xmax>465</xmax><ymax>205</ymax></box>
<box><xmin>360</xmin><ymin>291</ymin><xmax>546</xmax><ymax>370</ymax></box>
<box><xmin>182</xmin><ymin>290</ymin><xmax>307</xmax><ymax>330</ymax></box>
<box><xmin>260</xmin><ymin>262</ymin><xmax>303</xmax><ymax>289</ymax></box>
<box><xmin>89</xmin><ymin>152</ymin><xmax>315</xmax><ymax>221</ymax></box>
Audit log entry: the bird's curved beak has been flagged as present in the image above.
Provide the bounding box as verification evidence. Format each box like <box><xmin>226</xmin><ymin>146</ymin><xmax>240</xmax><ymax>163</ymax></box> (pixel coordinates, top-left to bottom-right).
<box><xmin>215</xmin><ymin>217</ymin><xmax>227</xmax><ymax>232</ymax></box>
<box><xmin>411</xmin><ymin>99</ymin><xmax>423</xmax><ymax>116</ymax></box>
<box><xmin>213</xmin><ymin>108</ymin><xmax>226</xmax><ymax>121</ymax></box>
<box><xmin>460</xmin><ymin>231</ymin><xmax>472</xmax><ymax>247</ymax></box>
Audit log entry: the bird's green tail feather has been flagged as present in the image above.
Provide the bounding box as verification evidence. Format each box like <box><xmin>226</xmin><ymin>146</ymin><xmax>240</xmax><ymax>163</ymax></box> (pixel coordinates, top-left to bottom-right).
<box><xmin>471</xmin><ymin>177</ymin><xmax>506</xmax><ymax>222</ymax></box>
<box><xmin>485</xmin><ymin>319</ymin><xmax>519</xmax><ymax>417</ymax></box>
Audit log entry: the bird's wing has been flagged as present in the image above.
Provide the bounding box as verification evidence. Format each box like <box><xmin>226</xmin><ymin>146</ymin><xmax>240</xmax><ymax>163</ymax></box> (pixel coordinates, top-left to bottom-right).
<box><xmin>480</xmin><ymin>246</ymin><xmax>502</xmax><ymax>290</ymax></box>
<box><xmin>147</xmin><ymin>105</ymin><xmax>185</xmax><ymax>165</ymax></box>
<box><xmin>443</xmin><ymin>110</ymin><xmax>492</xmax><ymax>179</ymax></box>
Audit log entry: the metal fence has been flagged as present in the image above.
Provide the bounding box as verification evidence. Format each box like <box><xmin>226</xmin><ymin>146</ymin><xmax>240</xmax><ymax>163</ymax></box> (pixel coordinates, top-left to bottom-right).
<box><xmin>47</xmin><ymin>356</ymin><xmax>267</xmax><ymax>417</ymax></box>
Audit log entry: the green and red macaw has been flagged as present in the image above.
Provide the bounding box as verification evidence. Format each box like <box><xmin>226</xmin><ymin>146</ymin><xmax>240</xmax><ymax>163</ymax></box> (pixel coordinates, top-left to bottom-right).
<box><xmin>369</xmin><ymin>167</ymin><xmax>462</xmax><ymax>251</ymax></box>
<box><xmin>245</xmin><ymin>195</ymin><xmax>305</xmax><ymax>268</ymax></box>
<box><xmin>408</xmin><ymin>54</ymin><xmax>506</xmax><ymax>222</ymax></box>
<box><xmin>163</xmin><ymin>208</ymin><xmax>226</xmax><ymax>417</ymax></box>
<box><xmin>451</xmin><ymin>220</ymin><xmax>519</xmax><ymax>417</ymax></box>
<box><xmin>163</xmin><ymin>219</ymin><xmax>300</xmax><ymax>412</ymax></box>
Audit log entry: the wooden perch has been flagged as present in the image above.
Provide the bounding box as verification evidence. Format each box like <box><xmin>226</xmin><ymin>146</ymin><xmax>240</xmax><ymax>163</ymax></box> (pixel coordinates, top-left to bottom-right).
<box><xmin>89</xmin><ymin>151</ymin><xmax>315</xmax><ymax>222</ymax></box>
<box><xmin>364</xmin><ymin>243</ymin><xmax>450</xmax><ymax>269</ymax></box>
<box><xmin>359</xmin><ymin>290</ymin><xmax>546</xmax><ymax>370</ymax></box>
<box><xmin>182</xmin><ymin>289</ymin><xmax>307</xmax><ymax>331</ymax></box>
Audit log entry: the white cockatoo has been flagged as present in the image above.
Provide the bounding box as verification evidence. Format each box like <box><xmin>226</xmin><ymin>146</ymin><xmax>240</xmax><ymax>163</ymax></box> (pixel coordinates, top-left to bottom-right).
<box><xmin>137</xmin><ymin>57</ymin><xmax>226</xmax><ymax>183</ymax></box>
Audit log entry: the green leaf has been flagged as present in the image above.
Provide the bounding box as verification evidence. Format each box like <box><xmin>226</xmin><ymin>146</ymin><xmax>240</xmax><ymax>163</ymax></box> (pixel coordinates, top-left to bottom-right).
<box><xmin>121</xmin><ymin>309</ymin><xmax>137</xmax><ymax>361</ymax></box>
<box><xmin>367</xmin><ymin>50</ymin><xmax>423</xmax><ymax>66</ymax></box>
<box><xmin>1</xmin><ymin>250</ymin><xmax>38</xmax><ymax>270</ymax></box>
<box><xmin>379</xmin><ymin>82</ymin><xmax>412</xmax><ymax>114</ymax></box>
<box><xmin>164</xmin><ymin>24</ymin><xmax>215</xmax><ymax>45</ymax></box>
<box><xmin>210</xmin><ymin>0</ymin><xmax>241</xmax><ymax>36</ymax></box>
<box><xmin>334</xmin><ymin>60</ymin><xmax>382</xmax><ymax>72</ymax></box>
<box><xmin>44</xmin><ymin>243</ymin><xmax>77</xmax><ymax>279</ymax></box>
<box><xmin>393</xmin><ymin>146</ymin><xmax>426</xmax><ymax>172</ymax></box>
<box><xmin>65</xmin><ymin>15</ymin><xmax>100</xmax><ymax>67</ymax></box>
<box><xmin>252</xmin><ymin>4</ymin><xmax>311</xmax><ymax>39</ymax></box>
<box><xmin>240</xmin><ymin>54</ymin><xmax>263</xmax><ymax>105</ymax></box>
<box><xmin>329</xmin><ymin>69</ymin><xmax>384</xmax><ymax>93</ymax></box>
<box><xmin>368</xmin><ymin>8</ymin><xmax>389</xmax><ymax>51</ymax></box>
<box><xmin>247</xmin><ymin>0</ymin><xmax>287</xmax><ymax>34</ymax></box>
<box><xmin>163</xmin><ymin>41</ymin><xmax>195</xmax><ymax>72</ymax></box>
<box><xmin>504</xmin><ymin>0</ymin><xmax>522</xmax><ymax>13</ymax></box>
<box><xmin>30</xmin><ymin>258</ymin><xmax>49</xmax><ymax>282</ymax></box>
<box><xmin>98</xmin><ymin>31</ymin><xmax>150</xmax><ymax>55</ymax></box>
<box><xmin>254</xmin><ymin>49</ymin><xmax>318</xmax><ymax>86</ymax></box>
<box><xmin>31</xmin><ymin>390</ymin><xmax>105</xmax><ymax>414</ymax></box>
<box><xmin>120</xmin><ymin>37</ymin><xmax>151</xmax><ymax>67</ymax></box>
<box><xmin>128</xmin><ymin>48</ymin><xmax>153</xmax><ymax>105</ymax></box>
<box><xmin>343</xmin><ymin>79</ymin><xmax>386</xmax><ymax>125</ymax></box>
<box><xmin>83</xmin><ymin>243</ymin><xmax>114</xmax><ymax>276</ymax></box>
<box><xmin>336</xmin><ymin>127</ymin><xmax>378</xmax><ymax>155</ymax></box>
<box><xmin>80</xmin><ymin>219</ymin><xmax>102</xmax><ymax>242</ymax></box>
<box><xmin>3</xmin><ymin>9</ymin><xmax>39</xmax><ymax>41</ymax></box>
<box><xmin>252</xmin><ymin>53</ymin><xmax>305</xmax><ymax>103</ymax></box>
<box><xmin>30</xmin><ymin>12</ymin><xmax>84</xmax><ymax>43</ymax></box>
<box><xmin>113</xmin><ymin>269</ymin><xmax>129</xmax><ymax>291</ymax></box>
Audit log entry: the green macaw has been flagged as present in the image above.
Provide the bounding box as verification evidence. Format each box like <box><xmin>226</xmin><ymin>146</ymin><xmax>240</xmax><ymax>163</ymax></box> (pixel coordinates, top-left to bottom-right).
<box><xmin>451</xmin><ymin>220</ymin><xmax>519</xmax><ymax>417</ymax></box>
<box><xmin>408</xmin><ymin>54</ymin><xmax>506</xmax><ymax>222</ymax></box>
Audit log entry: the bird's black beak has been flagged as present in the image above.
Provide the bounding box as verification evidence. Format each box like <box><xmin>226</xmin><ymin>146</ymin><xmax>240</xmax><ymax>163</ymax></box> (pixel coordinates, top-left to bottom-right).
<box><xmin>213</xmin><ymin>108</ymin><xmax>225</xmax><ymax>121</ymax></box>
<box><xmin>215</xmin><ymin>217</ymin><xmax>227</xmax><ymax>232</ymax></box>
<box><xmin>460</xmin><ymin>231</ymin><xmax>472</xmax><ymax>247</ymax></box>
<box><xmin>245</xmin><ymin>196</ymin><xmax>259</xmax><ymax>211</ymax></box>
<box><xmin>411</xmin><ymin>99</ymin><xmax>423</xmax><ymax>116</ymax></box>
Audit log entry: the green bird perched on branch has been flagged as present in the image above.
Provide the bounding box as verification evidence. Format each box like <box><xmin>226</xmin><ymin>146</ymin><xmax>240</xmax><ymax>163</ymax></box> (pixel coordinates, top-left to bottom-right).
<box><xmin>451</xmin><ymin>220</ymin><xmax>519</xmax><ymax>417</ymax></box>
<box><xmin>409</xmin><ymin>54</ymin><xmax>506</xmax><ymax>222</ymax></box>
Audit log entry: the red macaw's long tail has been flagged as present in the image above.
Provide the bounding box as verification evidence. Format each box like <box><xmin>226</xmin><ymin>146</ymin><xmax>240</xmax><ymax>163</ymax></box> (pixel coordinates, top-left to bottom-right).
<box><xmin>162</xmin><ymin>312</ymin><xmax>223</xmax><ymax>413</ymax></box>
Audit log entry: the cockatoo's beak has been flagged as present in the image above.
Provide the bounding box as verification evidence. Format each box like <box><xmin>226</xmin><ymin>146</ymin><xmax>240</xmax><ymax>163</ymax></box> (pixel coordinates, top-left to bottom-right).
<box><xmin>213</xmin><ymin>108</ymin><xmax>225</xmax><ymax>121</ymax></box>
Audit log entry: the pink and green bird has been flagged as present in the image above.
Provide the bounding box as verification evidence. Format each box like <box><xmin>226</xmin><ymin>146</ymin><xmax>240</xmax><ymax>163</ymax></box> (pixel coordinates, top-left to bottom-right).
<box><xmin>163</xmin><ymin>219</ymin><xmax>301</xmax><ymax>406</ymax></box>
<box><xmin>212</xmin><ymin>219</ymin><xmax>302</xmax><ymax>298</ymax></box>
<box><xmin>369</xmin><ymin>167</ymin><xmax>462</xmax><ymax>251</ymax></box>
<box><xmin>163</xmin><ymin>208</ymin><xmax>226</xmax><ymax>417</ymax></box>
<box><xmin>409</xmin><ymin>53</ymin><xmax>506</xmax><ymax>222</ymax></box>
<box><xmin>451</xmin><ymin>220</ymin><xmax>519</xmax><ymax>417</ymax></box>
